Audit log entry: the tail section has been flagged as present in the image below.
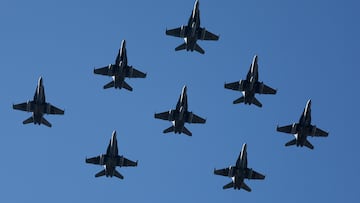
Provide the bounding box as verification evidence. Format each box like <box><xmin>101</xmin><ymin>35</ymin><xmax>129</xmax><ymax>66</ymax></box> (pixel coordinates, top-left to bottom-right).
<box><xmin>285</xmin><ymin>139</ymin><xmax>297</xmax><ymax>147</ymax></box>
<box><xmin>182</xmin><ymin>126</ymin><xmax>192</xmax><ymax>136</ymax></box>
<box><xmin>304</xmin><ymin>140</ymin><xmax>314</xmax><ymax>150</ymax></box>
<box><xmin>41</xmin><ymin>117</ymin><xmax>52</xmax><ymax>128</ymax></box>
<box><xmin>241</xmin><ymin>182</ymin><xmax>252</xmax><ymax>192</ymax></box>
<box><xmin>95</xmin><ymin>169</ymin><xmax>106</xmax><ymax>177</ymax></box>
<box><xmin>103</xmin><ymin>81</ymin><xmax>115</xmax><ymax>89</ymax></box>
<box><xmin>175</xmin><ymin>43</ymin><xmax>187</xmax><ymax>51</ymax></box>
<box><xmin>163</xmin><ymin>126</ymin><xmax>175</xmax><ymax>134</ymax></box>
<box><xmin>252</xmin><ymin>97</ymin><xmax>263</xmax><ymax>108</ymax></box>
<box><xmin>122</xmin><ymin>81</ymin><xmax>133</xmax><ymax>91</ymax></box>
<box><xmin>194</xmin><ymin>43</ymin><xmax>205</xmax><ymax>54</ymax></box>
<box><xmin>233</xmin><ymin>96</ymin><xmax>245</xmax><ymax>104</ymax></box>
<box><xmin>23</xmin><ymin>116</ymin><xmax>34</xmax><ymax>125</ymax></box>
<box><xmin>114</xmin><ymin>170</ymin><xmax>124</xmax><ymax>179</ymax></box>
<box><xmin>223</xmin><ymin>181</ymin><xmax>234</xmax><ymax>189</ymax></box>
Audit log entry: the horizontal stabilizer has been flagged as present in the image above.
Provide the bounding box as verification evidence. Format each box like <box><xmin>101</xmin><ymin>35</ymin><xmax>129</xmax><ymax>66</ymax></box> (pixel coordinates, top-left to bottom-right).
<box><xmin>182</xmin><ymin>126</ymin><xmax>192</xmax><ymax>136</ymax></box>
<box><xmin>41</xmin><ymin>117</ymin><xmax>52</xmax><ymax>128</ymax></box>
<box><xmin>233</xmin><ymin>96</ymin><xmax>245</xmax><ymax>104</ymax></box>
<box><xmin>223</xmin><ymin>181</ymin><xmax>234</xmax><ymax>189</ymax></box>
<box><xmin>23</xmin><ymin>116</ymin><xmax>34</xmax><ymax>125</ymax></box>
<box><xmin>103</xmin><ymin>81</ymin><xmax>114</xmax><ymax>89</ymax></box>
<box><xmin>252</xmin><ymin>97</ymin><xmax>263</xmax><ymax>108</ymax></box>
<box><xmin>241</xmin><ymin>182</ymin><xmax>252</xmax><ymax>192</ymax></box>
<box><xmin>163</xmin><ymin>126</ymin><xmax>175</xmax><ymax>134</ymax></box>
<box><xmin>122</xmin><ymin>81</ymin><xmax>133</xmax><ymax>91</ymax></box>
<box><xmin>114</xmin><ymin>170</ymin><xmax>124</xmax><ymax>179</ymax></box>
<box><xmin>194</xmin><ymin>43</ymin><xmax>205</xmax><ymax>54</ymax></box>
<box><xmin>304</xmin><ymin>140</ymin><xmax>314</xmax><ymax>150</ymax></box>
<box><xmin>95</xmin><ymin>169</ymin><xmax>106</xmax><ymax>177</ymax></box>
<box><xmin>175</xmin><ymin>43</ymin><xmax>187</xmax><ymax>51</ymax></box>
<box><xmin>285</xmin><ymin>139</ymin><xmax>297</xmax><ymax>147</ymax></box>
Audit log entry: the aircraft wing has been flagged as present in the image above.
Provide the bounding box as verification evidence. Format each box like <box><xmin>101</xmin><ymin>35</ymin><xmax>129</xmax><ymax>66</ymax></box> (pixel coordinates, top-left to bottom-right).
<box><xmin>154</xmin><ymin>111</ymin><xmax>171</xmax><ymax>121</ymax></box>
<box><xmin>224</xmin><ymin>81</ymin><xmax>243</xmax><ymax>91</ymax></box>
<box><xmin>257</xmin><ymin>83</ymin><xmax>277</xmax><ymax>94</ymax></box>
<box><xmin>13</xmin><ymin>102</ymin><xmax>33</xmax><ymax>112</ymax></box>
<box><xmin>198</xmin><ymin>28</ymin><xmax>219</xmax><ymax>41</ymax></box>
<box><xmin>46</xmin><ymin>104</ymin><xmax>64</xmax><ymax>115</ymax></box>
<box><xmin>214</xmin><ymin>168</ymin><xmax>229</xmax><ymax>177</ymax></box>
<box><xmin>313</xmin><ymin>126</ymin><xmax>329</xmax><ymax>137</ymax></box>
<box><xmin>245</xmin><ymin>168</ymin><xmax>265</xmax><ymax>180</ymax></box>
<box><xmin>85</xmin><ymin>156</ymin><xmax>101</xmax><ymax>165</ymax></box>
<box><xmin>119</xmin><ymin>156</ymin><xmax>138</xmax><ymax>167</ymax></box>
<box><xmin>94</xmin><ymin>65</ymin><xmax>112</xmax><ymax>76</ymax></box>
<box><xmin>166</xmin><ymin>27</ymin><xmax>187</xmax><ymax>38</ymax></box>
<box><xmin>277</xmin><ymin>124</ymin><xmax>294</xmax><ymax>134</ymax></box>
<box><xmin>190</xmin><ymin>113</ymin><xmax>206</xmax><ymax>124</ymax></box>
<box><xmin>126</xmin><ymin>67</ymin><xmax>147</xmax><ymax>78</ymax></box>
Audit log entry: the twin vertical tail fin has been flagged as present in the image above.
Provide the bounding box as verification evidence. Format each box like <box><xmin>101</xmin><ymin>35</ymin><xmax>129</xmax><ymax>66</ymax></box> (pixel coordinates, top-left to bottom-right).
<box><xmin>163</xmin><ymin>126</ymin><xmax>192</xmax><ymax>136</ymax></box>
<box><xmin>175</xmin><ymin>43</ymin><xmax>205</xmax><ymax>54</ymax></box>
<box><xmin>285</xmin><ymin>139</ymin><xmax>314</xmax><ymax>149</ymax></box>
<box><xmin>94</xmin><ymin>169</ymin><xmax>124</xmax><ymax>179</ymax></box>
<box><xmin>103</xmin><ymin>81</ymin><xmax>133</xmax><ymax>91</ymax></box>
<box><xmin>233</xmin><ymin>96</ymin><xmax>262</xmax><ymax>107</ymax></box>
<box><xmin>223</xmin><ymin>181</ymin><xmax>252</xmax><ymax>192</ymax></box>
<box><xmin>22</xmin><ymin>116</ymin><xmax>52</xmax><ymax>127</ymax></box>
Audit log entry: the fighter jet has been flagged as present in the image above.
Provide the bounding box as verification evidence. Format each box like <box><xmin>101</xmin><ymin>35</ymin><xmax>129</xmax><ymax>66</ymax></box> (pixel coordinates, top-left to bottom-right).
<box><xmin>154</xmin><ymin>85</ymin><xmax>206</xmax><ymax>136</ymax></box>
<box><xmin>214</xmin><ymin>143</ymin><xmax>265</xmax><ymax>192</ymax></box>
<box><xmin>276</xmin><ymin>99</ymin><xmax>329</xmax><ymax>150</ymax></box>
<box><xmin>93</xmin><ymin>40</ymin><xmax>146</xmax><ymax>91</ymax></box>
<box><xmin>224</xmin><ymin>55</ymin><xmax>277</xmax><ymax>107</ymax></box>
<box><xmin>165</xmin><ymin>0</ymin><xmax>219</xmax><ymax>54</ymax></box>
<box><xmin>12</xmin><ymin>77</ymin><xmax>64</xmax><ymax>127</ymax></box>
<box><xmin>85</xmin><ymin>131</ymin><xmax>138</xmax><ymax>179</ymax></box>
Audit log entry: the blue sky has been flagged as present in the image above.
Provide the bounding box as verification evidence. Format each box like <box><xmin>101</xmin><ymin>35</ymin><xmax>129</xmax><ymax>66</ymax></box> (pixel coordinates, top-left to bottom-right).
<box><xmin>0</xmin><ymin>0</ymin><xmax>359</xmax><ymax>202</ymax></box>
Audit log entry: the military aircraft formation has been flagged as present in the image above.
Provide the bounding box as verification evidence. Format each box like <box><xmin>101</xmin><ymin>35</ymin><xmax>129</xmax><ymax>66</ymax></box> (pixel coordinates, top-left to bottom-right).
<box><xmin>10</xmin><ymin>0</ymin><xmax>329</xmax><ymax>192</ymax></box>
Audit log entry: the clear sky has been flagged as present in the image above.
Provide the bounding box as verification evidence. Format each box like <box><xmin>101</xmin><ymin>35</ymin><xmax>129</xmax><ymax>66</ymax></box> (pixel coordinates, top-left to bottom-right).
<box><xmin>0</xmin><ymin>0</ymin><xmax>359</xmax><ymax>202</ymax></box>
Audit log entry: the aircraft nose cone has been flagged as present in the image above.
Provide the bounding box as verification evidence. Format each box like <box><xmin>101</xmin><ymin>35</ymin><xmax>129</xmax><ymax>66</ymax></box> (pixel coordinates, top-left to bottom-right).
<box><xmin>182</xmin><ymin>85</ymin><xmax>187</xmax><ymax>94</ymax></box>
<box><xmin>242</xmin><ymin>143</ymin><xmax>247</xmax><ymax>151</ymax></box>
<box><xmin>307</xmin><ymin>99</ymin><xmax>312</xmax><ymax>107</ymax></box>
<box><xmin>253</xmin><ymin>55</ymin><xmax>258</xmax><ymax>63</ymax></box>
<box><xmin>112</xmin><ymin>130</ymin><xmax>117</xmax><ymax>140</ymax></box>
<box><xmin>121</xmin><ymin>40</ymin><xmax>126</xmax><ymax>48</ymax></box>
<box><xmin>38</xmin><ymin>76</ymin><xmax>43</xmax><ymax>86</ymax></box>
